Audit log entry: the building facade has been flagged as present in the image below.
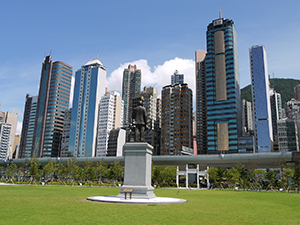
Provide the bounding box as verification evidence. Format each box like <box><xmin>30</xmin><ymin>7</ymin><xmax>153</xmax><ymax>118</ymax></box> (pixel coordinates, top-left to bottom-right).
<box><xmin>241</xmin><ymin>99</ymin><xmax>253</xmax><ymax>135</ymax></box>
<box><xmin>195</xmin><ymin>50</ymin><xmax>207</xmax><ymax>154</ymax></box>
<box><xmin>122</xmin><ymin>65</ymin><xmax>141</xmax><ymax>125</ymax></box>
<box><xmin>19</xmin><ymin>95</ymin><xmax>38</xmax><ymax>158</ymax></box>
<box><xmin>205</xmin><ymin>16</ymin><xmax>242</xmax><ymax>154</ymax></box>
<box><xmin>0</xmin><ymin>111</ymin><xmax>18</xmax><ymax>159</ymax></box>
<box><xmin>106</xmin><ymin>128</ymin><xmax>126</xmax><ymax>157</ymax></box>
<box><xmin>68</xmin><ymin>58</ymin><xmax>106</xmax><ymax>157</ymax></box>
<box><xmin>96</xmin><ymin>91</ymin><xmax>123</xmax><ymax>157</ymax></box>
<box><xmin>277</xmin><ymin>119</ymin><xmax>299</xmax><ymax>152</ymax></box>
<box><xmin>161</xmin><ymin>83</ymin><xmax>193</xmax><ymax>155</ymax></box>
<box><xmin>294</xmin><ymin>84</ymin><xmax>300</xmax><ymax>101</ymax></box>
<box><xmin>132</xmin><ymin>86</ymin><xmax>161</xmax><ymax>154</ymax></box>
<box><xmin>32</xmin><ymin>55</ymin><xmax>72</xmax><ymax>158</ymax></box>
<box><xmin>270</xmin><ymin>87</ymin><xmax>282</xmax><ymax>141</ymax></box>
<box><xmin>0</xmin><ymin>123</ymin><xmax>11</xmax><ymax>160</ymax></box>
<box><xmin>171</xmin><ymin>70</ymin><xmax>184</xmax><ymax>85</ymax></box>
<box><xmin>250</xmin><ymin>45</ymin><xmax>273</xmax><ymax>153</ymax></box>
<box><xmin>60</xmin><ymin>108</ymin><xmax>72</xmax><ymax>157</ymax></box>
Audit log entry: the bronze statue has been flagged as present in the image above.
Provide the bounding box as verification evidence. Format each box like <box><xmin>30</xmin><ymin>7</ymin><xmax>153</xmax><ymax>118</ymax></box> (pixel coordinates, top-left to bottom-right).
<box><xmin>132</xmin><ymin>101</ymin><xmax>147</xmax><ymax>142</ymax></box>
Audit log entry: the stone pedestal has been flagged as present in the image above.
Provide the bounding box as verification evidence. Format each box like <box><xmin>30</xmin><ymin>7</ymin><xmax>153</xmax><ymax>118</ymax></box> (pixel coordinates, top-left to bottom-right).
<box><xmin>117</xmin><ymin>142</ymin><xmax>156</xmax><ymax>199</ymax></box>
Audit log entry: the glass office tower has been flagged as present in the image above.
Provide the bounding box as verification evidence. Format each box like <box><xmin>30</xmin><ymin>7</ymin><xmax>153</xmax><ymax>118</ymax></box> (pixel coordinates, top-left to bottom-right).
<box><xmin>19</xmin><ymin>94</ymin><xmax>38</xmax><ymax>158</ymax></box>
<box><xmin>68</xmin><ymin>58</ymin><xmax>106</xmax><ymax>157</ymax></box>
<box><xmin>33</xmin><ymin>55</ymin><xmax>72</xmax><ymax>158</ymax></box>
<box><xmin>205</xmin><ymin>16</ymin><xmax>242</xmax><ymax>154</ymax></box>
<box><xmin>250</xmin><ymin>45</ymin><xmax>273</xmax><ymax>152</ymax></box>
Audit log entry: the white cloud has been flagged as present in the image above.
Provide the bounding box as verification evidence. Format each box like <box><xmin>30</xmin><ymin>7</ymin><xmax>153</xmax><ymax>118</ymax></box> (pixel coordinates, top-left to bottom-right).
<box><xmin>16</xmin><ymin>121</ymin><xmax>22</xmax><ymax>135</ymax></box>
<box><xmin>107</xmin><ymin>57</ymin><xmax>195</xmax><ymax>99</ymax></box>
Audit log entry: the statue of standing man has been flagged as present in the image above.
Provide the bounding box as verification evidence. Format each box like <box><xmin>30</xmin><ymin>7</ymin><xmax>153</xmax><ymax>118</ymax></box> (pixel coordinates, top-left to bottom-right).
<box><xmin>132</xmin><ymin>100</ymin><xmax>147</xmax><ymax>142</ymax></box>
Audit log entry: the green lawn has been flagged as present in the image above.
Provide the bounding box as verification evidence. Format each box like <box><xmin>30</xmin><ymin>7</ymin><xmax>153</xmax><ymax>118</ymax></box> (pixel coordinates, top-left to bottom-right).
<box><xmin>0</xmin><ymin>185</ymin><xmax>299</xmax><ymax>225</ymax></box>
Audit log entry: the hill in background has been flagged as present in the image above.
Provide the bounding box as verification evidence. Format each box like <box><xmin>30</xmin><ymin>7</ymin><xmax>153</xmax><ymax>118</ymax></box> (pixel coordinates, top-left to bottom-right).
<box><xmin>241</xmin><ymin>78</ymin><xmax>300</xmax><ymax>106</ymax></box>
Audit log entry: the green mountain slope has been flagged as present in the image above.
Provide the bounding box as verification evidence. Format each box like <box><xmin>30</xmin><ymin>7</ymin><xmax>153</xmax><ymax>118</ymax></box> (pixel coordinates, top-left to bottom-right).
<box><xmin>241</xmin><ymin>78</ymin><xmax>300</xmax><ymax>106</ymax></box>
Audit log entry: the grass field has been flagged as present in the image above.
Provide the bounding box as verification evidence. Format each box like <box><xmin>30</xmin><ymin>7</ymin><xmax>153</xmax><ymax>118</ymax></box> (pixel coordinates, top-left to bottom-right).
<box><xmin>0</xmin><ymin>185</ymin><xmax>300</xmax><ymax>225</ymax></box>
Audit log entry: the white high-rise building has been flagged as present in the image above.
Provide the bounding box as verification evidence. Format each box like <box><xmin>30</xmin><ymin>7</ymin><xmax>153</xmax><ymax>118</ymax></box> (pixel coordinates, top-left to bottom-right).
<box><xmin>0</xmin><ymin>123</ymin><xmax>11</xmax><ymax>160</ymax></box>
<box><xmin>96</xmin><ymin>91</ymin><xmax>123</xmax><ymax>157</ymax></box>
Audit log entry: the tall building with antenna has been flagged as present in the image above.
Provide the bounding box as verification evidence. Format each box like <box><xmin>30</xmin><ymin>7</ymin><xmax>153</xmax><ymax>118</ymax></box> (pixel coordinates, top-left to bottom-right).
<box><xmin>205</xmin><ymin>12</ymin><xmax>242</xmax><ymax>154</ymax></box>
<box><xmin>32</xmin><ymin>55</ymin><xmax>72</xmax><ymax>158</ymax></box>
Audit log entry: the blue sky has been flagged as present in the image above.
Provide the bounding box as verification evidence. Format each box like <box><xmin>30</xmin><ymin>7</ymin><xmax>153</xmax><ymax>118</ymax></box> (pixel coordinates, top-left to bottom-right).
<box><xmin>1</xmin><ymin>0</ymin><xmax>300</xmax><ymax>132</ymax></box>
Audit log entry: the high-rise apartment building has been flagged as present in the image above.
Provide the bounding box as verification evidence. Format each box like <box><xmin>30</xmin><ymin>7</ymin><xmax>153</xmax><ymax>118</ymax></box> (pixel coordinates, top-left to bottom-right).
<box><xmin>32</xmin><ymin>55</ymin><xmax>72</xmax><ymax>158</ymax></box>
<box><xmin>19</xmin><ymin>94</ymin><xmax>38</xmax><ymax>158</ymax></box>
<box><xmin>106</xmin><ymin>128</ymin><xmax>126</xmax><ymax>157</ymax></box>
<box><xmin>242</xmin><ymin>99</ymin><xmax>253</xmax><ymax>135</ymax></box>
<box><xmin>0</xmin><ymin>123</ymin><xmax>11</xmax><ymax>160</ymax></box>
<box><xmin>161</xmin><ymin>83</ymin><xmax>193</xmax><ymax>155</ymax></box>
<box><xmin>250</xmin><ymin>45</ymin><xmax>273</xmax><ymax>152</ymax></box>
<box><xmin>205</xmin><ymin>15</ymin><xmax>242</xmax><ymax>153</ymax></box>
<box><xmin>0</xmin><ymin>111</ymin><xmax>18</xmax><ymax>159</ymax></box>
<box><xmin>195</xmin><ymin>50</ymin><xmax>207</xmax><ymax>154</ymax></box>
<box><xmin>132</xmin><ymin>86</ymin><xmax>161</xmax><ymax>154</ymax></box>
<box><xmin>277</xmin><ymin>119</ymin><xmax>299</xmax><ymax>152</ymax></box>
<box><xmin>171</xmin><ymin>70</ymin><xmax>184</xmax><ymax>85</ymax></box>
<box><xmin>270</xmin><ymin>87</ymin><xmax>282</xmax><ymax>140</ymax></box>
<box><xmin>68</xmin><ymin>58</ymin><xmax>106</xmax><ymax>157</ymax></box>
<box><xmin>96</xmin><ymin>91</ymin><xmax>123</xmax><ymax>157</ymax></box>
<box><xmin>122</xmin><ymin>65</ymin><xmax>141</xmax><ymax>125</ymax></box>
<box><xmin>294</xmin><ymin>84</ymin><xmax>300</xmax><ymax>101</ymax></box>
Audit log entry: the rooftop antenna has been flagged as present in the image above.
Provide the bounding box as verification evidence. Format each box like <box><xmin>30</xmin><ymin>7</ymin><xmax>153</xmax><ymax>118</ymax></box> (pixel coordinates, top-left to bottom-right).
<box><xmin>97</xmin><ymin>50</ymin><xmax>99</xmax><ymax>59</ymax></box>
<box><xmin>219</xmin><ymin>7</ymin><xmax>222</xmax><ymax>18</ymax></box>
<box><xmin>50</xmin><ymin>50</ymin><xmax>52</xmax><ymax>56</ymax></box>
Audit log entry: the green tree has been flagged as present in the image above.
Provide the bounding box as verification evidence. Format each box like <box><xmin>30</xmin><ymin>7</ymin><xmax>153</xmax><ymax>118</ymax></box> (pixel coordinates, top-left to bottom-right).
<box><xmin>67</xmin><ymin>158</ymin><xmax>79</xmax><ymax>185</ymax></box>
<box><xmin>293</xmin><ymin>161</ymin><xmax>300</xmax><ymax>193</ymax></box>
<box><xmin>207</xmin><ymin>167</ymin><xmax>218</xmax><ymax>189</ymax></box>
<box><xmin>265</xmin><ymin>168</ymin><xmax>276</xmax><ymax>191</ymax></box>
<box><xmin>7</xmin><ymin>163</ymin><xmax>18</xmax><ymax>183</ymax></box>
<box><xmin>29</xmin><ymin>157</ymin><xmax>40</xmax><ymax>184</ymax></box>
<box><xmin>56</xmin><ymin>163</ymin><xmax>67</xmax><ymax>185</ymax></box>
<box><xmin>108</xmin><ymin>160</ymin><xmax>123</xmax><ymax>184</ymax></box>
<box><xmin>225</xmin><ymin>167</ymin><xmax>240</xmax><ymax>190</ymax></box>
<box><xmin>281</xmin><ymin>168</ymin><xmax>294</xmax><ymax>192</ymax></box>
<box><xmin>43</xmin><ymin>160</ymin><xmax>56</xmax><ymax>184</ymax></box>
<box><xmin>235</xmin><ymin>162</ymin><xmax>249</xmax><ymax>190</ymax></box>
<box><xmin>95</xmin><ymin>159</ymin><xmax>108</xmax><ymax>186</ymax></box>
<box><xmin>83</xmin><ymin>159</ymin><xmax>95</xmax><ymax>185</ymax></box>
<box><xmin>254</xmin><ymin>169</ymin><xmax>266</xmax><ymax>191</ymax></box>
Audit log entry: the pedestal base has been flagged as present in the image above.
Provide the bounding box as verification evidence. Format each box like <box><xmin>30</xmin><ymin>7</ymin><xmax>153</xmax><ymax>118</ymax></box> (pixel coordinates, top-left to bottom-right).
<box><xmin>117</xmin><ymin>185</ymin><xmax>156</xmax><ymax>199</ymax></box>
<box><xmin>119</xmin><ymin>142</ymin><xmax>156</xmax><ymax>199</ymax></box>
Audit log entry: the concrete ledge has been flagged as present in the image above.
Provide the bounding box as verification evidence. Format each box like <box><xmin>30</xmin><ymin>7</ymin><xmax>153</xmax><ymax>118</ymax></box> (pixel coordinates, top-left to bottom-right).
<box><xmin>87</xmin><ymin>196</ymin><xmax>186</xmax><ymax>204</ymax></box>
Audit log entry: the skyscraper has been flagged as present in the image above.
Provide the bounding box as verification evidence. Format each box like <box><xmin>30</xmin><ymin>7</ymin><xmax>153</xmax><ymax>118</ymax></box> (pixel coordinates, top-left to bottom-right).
<box><xmin>195</xmin><ymin>50</ymin><xmax>207</xmax><ymax>154</ymax></box>
<box><xmin>19</xmin><ymin>94</ymin><xmax>38</xmax><ymax>158</ymax></box>
<box><xmin>161</xmin><ymin>83</ymin><xmax>193</xmax><ymax>155</ymax></box>
<box><xmin>250</xmin><ymin>45</ymin><xmax>273</xmax><ymax>152</ymax></box>
<box><xmin>122</xmin><ymin>65</ymin><xmax>141</xmax><ymax>125</ymax></box>
<box><xmin>68</xmin><ymin>58</ymin><xmax>106</xmax><ymax>157</ymax></box>
<box><xmin>171</xmin><ymin>70</ymin><xmax>184</xmax><ymax>85</ymax></box>
<box><xmin>32</xmin><ymin>55</ymin><xmax>72</xmax><ymax>158</ymax></box>
<box><xmin>96</xmin><ymin>91</ymin><xmax>123</xmax><ymax>157</ymax></box>
<box><xmin>205</xmin><ymin>14</ymin><xmax>242</xmax><ymax>154</ymax></box>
